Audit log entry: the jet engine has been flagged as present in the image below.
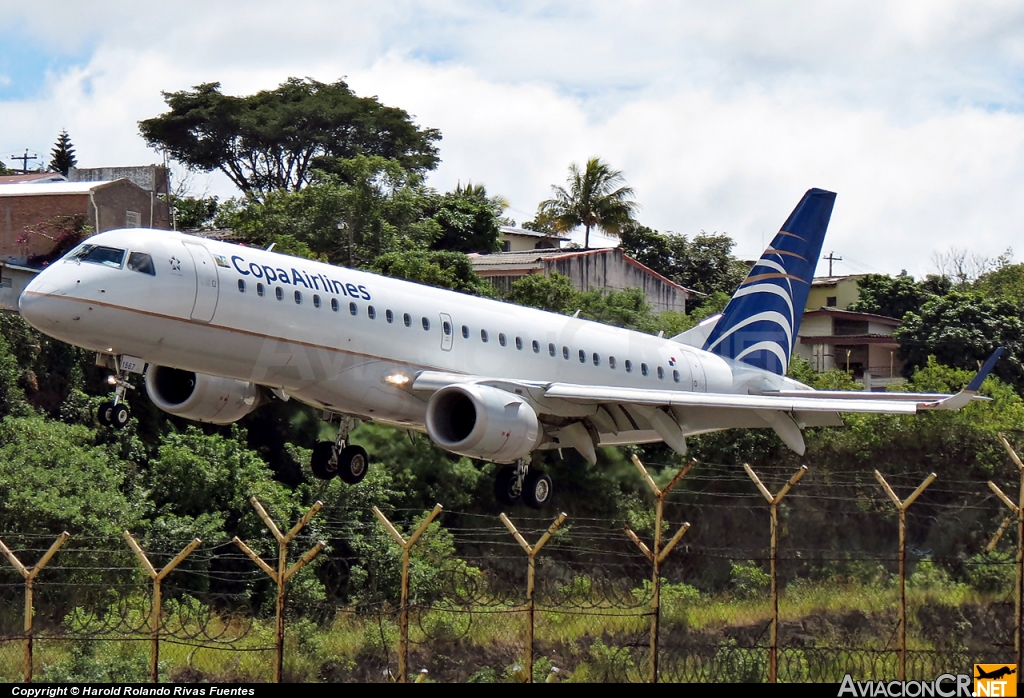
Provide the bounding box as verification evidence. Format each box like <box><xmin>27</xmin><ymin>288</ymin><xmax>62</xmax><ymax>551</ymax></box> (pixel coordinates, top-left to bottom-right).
<box><xmin>145</xmin><ymin>365</ymin><xmax>262</xmax><ymax>424</ymax></box>
<box><xmin>425</xmin><ymin>384</ymin><xmax>540</xmax><ymax>463</ymax></box>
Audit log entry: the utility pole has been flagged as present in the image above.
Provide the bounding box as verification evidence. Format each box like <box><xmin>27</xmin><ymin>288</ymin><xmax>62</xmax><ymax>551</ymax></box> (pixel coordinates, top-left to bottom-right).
<box><xmin>823</xmin><ymin>251</ymin><xmax>843</xmax><ymax>277</ymax></box>
<box><xmin>9</xmin><ymin>149</ymin><xmax>38</xmax><ymax>174</ymax></box>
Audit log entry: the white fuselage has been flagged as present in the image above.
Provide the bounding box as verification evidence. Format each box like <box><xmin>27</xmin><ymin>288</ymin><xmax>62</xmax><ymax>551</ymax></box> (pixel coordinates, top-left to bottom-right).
<box><xmin>19</xmin><ymin>229</ymin><xmax>800</xmax><ymax>442</ymax></box>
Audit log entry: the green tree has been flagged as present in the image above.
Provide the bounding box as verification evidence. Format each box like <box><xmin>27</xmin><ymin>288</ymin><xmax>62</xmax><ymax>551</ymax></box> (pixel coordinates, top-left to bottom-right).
<box><xmin>171</xmin><ymin>195</ymin><xmax>219</xmax><ymax>230</ymax></box>
<box><xmin>618</xmin><ymin>224</ymin><xmax>747</xmax><ymax>309</ymax></box>
<box><xmin>847</xmin><ymin>274</ymin><xmax>930</xmax><ymax>319</ymax></box>
<box><xmin>538</xmin><ymin>157</ymin><xmax>639</xmax><ymax>249</ymax></box>
<box><xmin>371</xmin><ymin>250</ymin><xmax>494</xmax><ymax>295</ymax></box>
<box><xmin>505</xmin><ymin>273</ymin><xmax>580</xmax><ymax>314</ymax></box>
<box><xmin>139</xmin><ymin>78</ymin><xmax>441</xmax><ymax>196</ymax></box>
<box><xmin>975</xmin><ymin>263</ymin><xmax>1024</xmax><ymax>306</ymax></box>
<box><xmin>48</xmin><ymin>129</ymin><xmax>77</xmax><ymax>177</ymax></box>
<box><xmin>894</xmin><ymin>291</ymin><xmax>1024</xmax><ymax>389</ymax></box>
<box><xmin>429</xmin><ymin>182</ymin><xmax>505</xmax><ymax>254</ymax></box>
<box><xmin>0</xmin><ymin>159</ymin><xmax>13</xmax><ymax>175</ymax></box>
<box><xmin>217</xmin><ymin>159</ymin><xmax>440</xmax><ymax>267</ymax></box>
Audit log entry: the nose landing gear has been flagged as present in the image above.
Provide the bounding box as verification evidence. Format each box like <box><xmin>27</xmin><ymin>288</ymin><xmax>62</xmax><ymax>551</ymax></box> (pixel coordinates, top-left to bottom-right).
<box><xmin>97</xmin><ymin>356</ymin><xmax>135</xmax><ymax>430</ymax></box>
<box><xmin>494</xmin><ymin>459</ymin><xmax>553</xmax><ymax>509</ymax></box>
<box><xmin>310</xmin><ymin>414</ymin><xmax>369</xmax><ymax>484</ymax></box>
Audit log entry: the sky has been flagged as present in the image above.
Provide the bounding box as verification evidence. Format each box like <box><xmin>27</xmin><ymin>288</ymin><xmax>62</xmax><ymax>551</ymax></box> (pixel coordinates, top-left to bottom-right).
<box><xmin>2</xmin><ymin>1</ymin><xmax>1023</xmax><ymax>277</ymax></box>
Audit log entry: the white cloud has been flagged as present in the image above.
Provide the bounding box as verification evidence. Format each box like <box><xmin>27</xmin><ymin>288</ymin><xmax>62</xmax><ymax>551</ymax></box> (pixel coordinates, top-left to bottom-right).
<box><xmin>2</xmin><ymin>1</ymin><xmax>1024</xmax><ymax>277</ymax></box>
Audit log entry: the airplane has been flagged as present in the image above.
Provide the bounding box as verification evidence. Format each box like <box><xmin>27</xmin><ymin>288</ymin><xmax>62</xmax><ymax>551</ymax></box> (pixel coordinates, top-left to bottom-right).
<box><xmin>976</xmin><ymin>666</ymin><xmax>1016</xmax><ymax>681</ymax></box>
<box><xmin>17</xmin><ymin>188</ymin><xmax>1001</xmax><ymax>509</ymax></box>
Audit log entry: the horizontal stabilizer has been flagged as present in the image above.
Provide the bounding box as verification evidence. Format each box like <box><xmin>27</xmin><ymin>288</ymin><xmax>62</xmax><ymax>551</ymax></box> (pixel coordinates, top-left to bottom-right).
<box><xmin>671</xmin><ymin>313</ymin><xmax>721</xmax><ymax>348</ymax></box>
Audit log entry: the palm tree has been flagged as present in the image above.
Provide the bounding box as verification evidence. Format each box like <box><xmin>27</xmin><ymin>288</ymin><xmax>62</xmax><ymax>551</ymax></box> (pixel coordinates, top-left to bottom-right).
<box><xmin>538</xmin><ymin>157</ymin><xmax>639</xmax><ymax>249</ymax></box>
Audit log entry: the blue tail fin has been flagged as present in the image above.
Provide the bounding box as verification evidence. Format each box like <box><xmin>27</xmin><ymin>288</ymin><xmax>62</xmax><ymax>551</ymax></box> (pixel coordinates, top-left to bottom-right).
<box><xmin>702</xmin><ymin>188</ymin><xmax>836</xmax><ymax>375</ymax></box>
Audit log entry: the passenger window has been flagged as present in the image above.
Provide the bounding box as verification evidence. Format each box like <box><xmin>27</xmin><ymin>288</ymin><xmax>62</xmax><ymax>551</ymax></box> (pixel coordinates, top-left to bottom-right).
<box><xmin>609</xmin><ymin>356</ymin><xmax>616</xmax><ymax>369</ymax></box>
<box><xmin>275</xmin><ymin>287</ymin><xmax>283</xmax><ymax>301</ymax></box>
<box><xmin>657</xmin><ymin>366</ymin><xmax>665</xmax><ymax>380</ymax></box>
<box><xmin>462</xmin><ymin>325</ymin><xmax>470</xmax><ymax>339</ymax></box>
<box><xmin>368</xmin><ymin>306</ymin><xmax>376</xmax><ymax>320</ymax></box>
<box><xmin>350</xmin><ymin>302</ymin><xmax>358</xmax><ymax>316</ymax></box>
<box><xmin>593</xmin><ymin>352</ymin><xmax>600</xmax><ymax>366</ymax></box>
<box><xmin>499</xmin><ymin>333</ymin><xmax>507</xmax><ymax>347</ymax></box>
<box><xmin>548</xmin><ymin>343</ymin><xmax>556</xmax><ymax>357</ymax></box>
<box><xmin>127</xmin><ymin>252</ymin><xmax>155</xmax><ymax>275</ymax></box>
<box><xmin>562</xmin><ymin>346</ymin><xmax>569</xmax><ymax>360</ymax></box>
<box><xmin>313</xmin><ymin>294</ymin><xmax>321</xmax><ymax>309</ymax></box>
<box><xmin>625</xmin><ymin>360</ymin><xmax>633</xmax><ymax>373</ymax></box>
<box><xmin>294</xmin><ymin>290</ymin><xmax>302</xmax><ymax>304</ymax></box>
<box><xmin>422</xmin><ymin>317</ymin><xmax>430</xmax><ymax>331</ymax></box>
<box><xmin>443</xmin><ymin>321</ymin><xmax>452</xmax><ymax>335</ymax></box>
<box><xmin>237</xmin><ymin>279</ymin><xmax>246</xmax><ymax>293</ymax></box>
<box><xmin>257</xmin><ymin>283</ymin><xmax>265</xmax><ymax>297</ymax></box>
<box><xmin>481</xmin><ymin>330</ymin><xmax>489</xmax><ymax>343</ymax></box>
<box><xmin>404</xmin><ymin>313</ymin><xmax>412</xmax><ymax>327</ymax></box>
<box><xmin>386</xmin><ymin>309</ymin><xmax>394</xmax><ymax>323</ymax></box>
<box><xmin>673</xmin><ymin>369</ymin><xmax>680</xmax><ymax>383</ymax></box>
<box><xmin>331</xmin><ymin>298</ymin><xmax>339</xmax><ymax>312</ymax></box>
<box><xmin>532</xmin><ymin>340</ymin><xmax>540</xmax><ymax>353</ymax></box>
<box><xmin>515</xmin><ymin>337</ymin><xmax>523</xmax><ymax>350</ymax></box>
<box><xmin>641</xmin><ymin>363</ymin><xmax>649</xmax><ymax>376</ymax></box>
<box><xmin>78</xmin><ymin>245</ymin><xmax>125</xmax><ymax>268</ymax></box>
<box><xmin>578</xmin><ymin>349</ymin><xmax>586</xmax><ymax>363</ymax></box>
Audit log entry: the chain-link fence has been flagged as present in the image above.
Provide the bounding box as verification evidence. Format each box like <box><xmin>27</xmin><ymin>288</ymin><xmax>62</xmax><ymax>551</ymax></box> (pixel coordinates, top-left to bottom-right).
<box><xmin>1</xmin><ymin>456</ymin><xmax>1022</xmax><ymax>683</ymax></box>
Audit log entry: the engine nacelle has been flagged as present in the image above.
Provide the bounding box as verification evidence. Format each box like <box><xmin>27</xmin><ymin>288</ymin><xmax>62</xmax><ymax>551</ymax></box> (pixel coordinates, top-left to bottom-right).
<box><xmin>145</xmin><ymin>365</ymin><xmax>261</xmax><ymax>425</ymax></box>
<box><xmin>425</xmin><ymin>384</ymin><xmax>540</xmax><ymax>463</ymax></box>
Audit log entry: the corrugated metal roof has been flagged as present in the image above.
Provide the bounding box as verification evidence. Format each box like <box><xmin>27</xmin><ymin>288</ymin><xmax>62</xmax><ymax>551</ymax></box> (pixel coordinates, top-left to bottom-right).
<box><xmin>499</xmin><ymin>225</ymin><xmax>569</xmax><ymax>241</ymax></box>
<box><xmin>0</xmin><ymin>180</ymin><xmax>115</xmax><ymax>196</ymax></box>
<box><xmin>0</xmin><ymin>173</ymin><xmax>67</xmax><ymax>184</ymax></box>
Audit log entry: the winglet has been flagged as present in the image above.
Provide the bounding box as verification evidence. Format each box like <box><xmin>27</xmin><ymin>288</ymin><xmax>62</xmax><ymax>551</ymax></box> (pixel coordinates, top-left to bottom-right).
<box><xmin>922</xmin><ymin>347</ymin><xmax>1004</xmax><ymax>411</ymax></box>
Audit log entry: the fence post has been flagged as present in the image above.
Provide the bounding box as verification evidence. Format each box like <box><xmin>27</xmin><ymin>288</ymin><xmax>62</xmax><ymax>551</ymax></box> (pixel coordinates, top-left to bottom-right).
<box><xmin>372</xmin><ymin>504</ymin><xmax>443</xmax><ymax>683</ymax></box>
<box><xmin>0</xmin><ymin>531</ymin><xmax>69</xmax><ymax>683</ymax></box>
<box><xmin>123</xmin><ymin>532</ymin><xmax>201</xmax><ymax>683</ymax></box>
<box><xmin>875</xmin><ymin>470</ymin><xmax>936</xmax><ymax>682</ymax></box>
<box><xmin>744</xmin><ymin>464</ymin><xmax>806</xmax><ymax>683</ymax></box>
<box><xmin>993</xmin><ymin>433</ymin><xmax>1024</xmax><ymax>669</ymax></box>
<box><xmin>624</xmin><ymin>454</ymin><xmax>693</xmax><ymax>684</ymax></box>
<box><xmin>233</xmin><ymin>497</ymin><xmax>325</xmax><ymax>683</ymax></box>
<box><xmin>499</xmin><ymin>511</ymin><xmax>567</xmax><ymax>683</ymax></box>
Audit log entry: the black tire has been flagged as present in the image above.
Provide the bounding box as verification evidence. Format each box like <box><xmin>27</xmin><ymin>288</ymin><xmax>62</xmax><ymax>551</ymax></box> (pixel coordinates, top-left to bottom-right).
<box><xmin>337</xmin><ymin>445</ymin><xmax>369</xmax><ymax>484</ymax></box>
<box><xmin>494</xmin><ymin>466</ymin><xmax>521</xmax><ymax>506</ymax></box>
<box><xmin>97</xmin><ymin>401</ymin><xmax>114</xmax><ymax>427</ymax></box>
<box><xmin>110</xmin><ymin>404</ymin><xmax>130</xmax><ymax>429</ymax></box>
<box><xmin>310</xmin><ymin>441</ymin><xmax>338</xmax><ymax>480</ymax></box>
<box><xmin>522</xmin><ymin>471</ymin><xmax>553</xmax><ymax>509</ymax></box>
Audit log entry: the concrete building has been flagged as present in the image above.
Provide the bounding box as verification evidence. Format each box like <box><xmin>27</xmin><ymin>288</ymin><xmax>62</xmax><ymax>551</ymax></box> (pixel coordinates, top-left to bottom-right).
<box><xmin>795</xmin><ymin>308</ymin><xmax>904</xmax><ymax>390</ymax></box>
<box><xmin>805</xmin><ymin>274</ymin><xmax>867</xmax><ymax>310</ymax></box>
<box><xmin>470</xmin><ymin>247</ymin><xmax>690</xmax><ymax>314</ymax></box>
<box><xmin>0</xmin><ymin>179</ymin><xmax>170</xmax><ymax>266</ymax></box>
<box><xmin>497</xmin><ymin>225</ymin><xmax>568</xmax><ymax>252</ymax></box>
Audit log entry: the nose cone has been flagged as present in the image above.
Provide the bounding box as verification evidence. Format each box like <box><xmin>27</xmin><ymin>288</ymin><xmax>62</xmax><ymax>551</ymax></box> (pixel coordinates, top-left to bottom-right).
<box><xmin>18</xmin><ymin>271</ymin><xmax>61</xmax><ymax>332</ymax></box>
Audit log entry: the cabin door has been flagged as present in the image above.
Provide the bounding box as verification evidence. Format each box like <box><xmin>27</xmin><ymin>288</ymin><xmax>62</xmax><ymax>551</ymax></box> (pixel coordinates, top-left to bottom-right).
<box><xmin>439</xmin><ymin>312</ymin><xmax>454</xmax><ymax>351</ymax></box>
<box><xmin>183</xmin><ymin>241</ymin><xmax>220</xmax><ymax>323</ymax></box>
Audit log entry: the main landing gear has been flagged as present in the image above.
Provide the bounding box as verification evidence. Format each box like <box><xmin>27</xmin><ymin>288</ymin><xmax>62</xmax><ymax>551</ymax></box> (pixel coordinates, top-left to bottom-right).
<box><xmin>311</xmin><ymin>415</ymin><xmax>369</xmax><ymax>484</ymax></box>
<box><xmin>494</xmin><ymin>459</ymin><xmax>553</xmax><ymax>509</ymax></box>
<box><xmin>97</xmin><ymin>356</ymin><xmax>133</xmax><ymax>430</ymax></box>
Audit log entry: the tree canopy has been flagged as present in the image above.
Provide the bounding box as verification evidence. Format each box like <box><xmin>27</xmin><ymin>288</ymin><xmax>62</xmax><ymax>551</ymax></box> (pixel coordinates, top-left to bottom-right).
<box><xmin>847</xmin><ymin>273</ymin><xmax>931</xmax><ymax>320</ymax></box>
<box><xmin>139</xmin><ymin>78</ymin><xmax>441</xmax><ymax>196</ymax></box>
<box><xmin>537</xmin><ymin>157</ymin><xmax>638</xmax><ymax>249</ymax></box>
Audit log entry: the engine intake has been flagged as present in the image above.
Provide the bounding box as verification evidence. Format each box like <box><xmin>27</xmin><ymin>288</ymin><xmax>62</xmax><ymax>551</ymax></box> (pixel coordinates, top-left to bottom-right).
<box><xmin>425</xmin><ymin>384</ymin><xmax>540</xmax><ymax>463</ymax></box>
<box><xmin>145</xmin><ymin>365</ymin><xmax>261</xmax><ymax>424</ymax></box>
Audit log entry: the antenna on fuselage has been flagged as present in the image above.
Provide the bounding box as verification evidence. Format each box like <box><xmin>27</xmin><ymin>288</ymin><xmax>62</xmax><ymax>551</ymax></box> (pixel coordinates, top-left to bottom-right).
<box><xmin>266</xmin><ymin>243</ymin><xmax>276</xmax><ymax>251</ymax></box>
<box><xmin>572</xmin><ymin>309</ymin><xmax>581</xmax><ymax>318</ymax></box>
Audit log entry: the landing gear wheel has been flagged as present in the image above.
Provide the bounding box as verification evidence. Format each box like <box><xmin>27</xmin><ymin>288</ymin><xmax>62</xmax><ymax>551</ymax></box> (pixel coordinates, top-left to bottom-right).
<box><xmin>336</xmin><ymin>445</ymin><xmax>369</xmax><ymax>484</ymax></box>
<box><xmin>110</xmin><ymin>404</ymin><xmax>130</xmax><ymax>429</ymax></box>
<box><xmin>97</xmin><ymin>401</ymin><xmax>114</xmax><ymax>427</ymax></box>
<box><xmin>494</xmin><ymin>466</ymin><xmax>521</xmax><ymax>506</ymax></box>
<box><xmin>310</xmin><ymin>441</ymin><xmax>338</xmax><ymax>480</ymax></box>
<box><xmin>522</xmin><ymin>471</ymin><xmax>553</xmax><ymax>509</ymax></box>
<box><xmin>98</xmin><ymin>401</ymin><xmax>129</xmax><ymax>429</ymax></box>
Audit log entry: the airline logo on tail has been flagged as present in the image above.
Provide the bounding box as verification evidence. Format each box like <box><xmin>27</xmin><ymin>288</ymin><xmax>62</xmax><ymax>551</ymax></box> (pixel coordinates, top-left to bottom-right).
<box><xmin>703</xmin><ymin>188</ymin><xmax>836</xmax><ymax>375</ymax></box>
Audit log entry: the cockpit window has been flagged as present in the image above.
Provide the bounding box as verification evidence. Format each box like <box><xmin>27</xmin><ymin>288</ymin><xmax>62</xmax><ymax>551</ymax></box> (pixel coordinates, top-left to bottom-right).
<box><xmin>70</xmin><ymin>245</ymin><xmax>126</xmax><ymax>268</ymax></box>
<box><xmin>127</xmin><ymin>252</ymin><xmax>155</xmax><ymax>276</ymax></box>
